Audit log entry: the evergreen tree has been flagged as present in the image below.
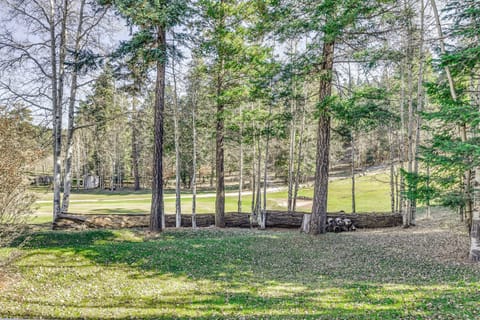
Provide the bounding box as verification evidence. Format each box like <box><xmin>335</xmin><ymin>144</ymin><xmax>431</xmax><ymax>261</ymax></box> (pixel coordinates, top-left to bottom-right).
<box><xmin>104</xmin><ymin>0</ymin><xmax>189</xmax><ymax>232</ymax></box>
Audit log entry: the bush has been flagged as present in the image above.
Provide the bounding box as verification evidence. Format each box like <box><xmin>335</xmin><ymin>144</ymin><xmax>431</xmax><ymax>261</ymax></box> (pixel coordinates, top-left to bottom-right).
<box><xmin>0</xmin><ymin>108</ymin><xmax>39</xmax><ymax>247</ymax></box>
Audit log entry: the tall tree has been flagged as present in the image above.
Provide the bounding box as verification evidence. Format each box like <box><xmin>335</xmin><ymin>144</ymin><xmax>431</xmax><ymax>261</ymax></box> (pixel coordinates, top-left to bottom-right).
<box><xmin>0</xmin><ymin>0</ymin><xmax>110</xmax><ymax>220</ymax></box>
<box><xmin>272</xmin><ymin>0</ymin><xmax>395</xmax><ymax>234</ymax></box>
<box><xmin>195</xmin><ymin>0</ymin><xmax>270</xmax><ymax>227</ymax></box>
<box><xmin>424</xmin><ymin>0</ymin><xmax>480</xmax><ymax>261</ymax></box>
<box><xmin>107</xmin><ymin>0</ymin><xmax>188</xmax><ymax>232</ymax></box>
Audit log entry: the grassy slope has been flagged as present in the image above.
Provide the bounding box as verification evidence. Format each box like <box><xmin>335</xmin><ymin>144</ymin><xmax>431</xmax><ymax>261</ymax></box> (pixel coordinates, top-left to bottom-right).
<box><xmin>0</xmin><ymin>209</ymin><xmax>479</xmax><ymax>319</ymax></box>
<box><xmin>32</xmin><ymin>174</ymin><xmax>392</xmax><ymax>223</ymax></box>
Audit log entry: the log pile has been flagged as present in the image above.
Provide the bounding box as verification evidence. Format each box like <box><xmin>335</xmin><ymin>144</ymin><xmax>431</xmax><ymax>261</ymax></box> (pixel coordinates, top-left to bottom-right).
<box><xmin>53</xmin><ymin>211</ymin><xmax>402</xmax><ymax>230</ymax></box>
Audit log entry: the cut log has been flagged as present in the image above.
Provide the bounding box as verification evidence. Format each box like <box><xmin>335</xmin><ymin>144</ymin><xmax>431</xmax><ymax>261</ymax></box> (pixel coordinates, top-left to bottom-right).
<box><xmin>54</xmin><ymin>211</ymin><xmax>402</xmax><ymax>230</ymax></box>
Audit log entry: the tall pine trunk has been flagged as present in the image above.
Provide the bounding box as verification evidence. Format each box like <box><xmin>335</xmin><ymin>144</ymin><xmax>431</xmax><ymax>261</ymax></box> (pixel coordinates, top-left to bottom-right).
<box><xmin>150</xmin><ymin>27</ymin><xmax>167</xmax><ymax>232</ymax></box>
<box><xmin>215</xmin><ymin>82</ymin><xmax>226</xmax><ymax>227</ymax></box>
<box><xmin>306</xmin><ymin>40</ymin><xmax>335</xmax><ymax>234</ymax></box>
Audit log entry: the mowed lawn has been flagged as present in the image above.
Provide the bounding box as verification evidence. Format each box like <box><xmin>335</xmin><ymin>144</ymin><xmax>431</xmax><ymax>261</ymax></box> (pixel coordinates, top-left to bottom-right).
<box><xmin>1</xmin><ymin>209</ymin><xmax>479</xmax><ymax>319</ymax></box>
<box><xmin>32</xmin><ymin>174</ymin><xmax>393</xmax><ymax>223</ymax></box>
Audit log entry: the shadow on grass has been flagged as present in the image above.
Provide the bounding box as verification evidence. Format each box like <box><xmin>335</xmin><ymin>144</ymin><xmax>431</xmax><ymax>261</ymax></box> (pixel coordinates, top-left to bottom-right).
<box><xmin>5</xmin><ymin>228</ymin><xmax>480</xmax><ymax>319</ymax></box>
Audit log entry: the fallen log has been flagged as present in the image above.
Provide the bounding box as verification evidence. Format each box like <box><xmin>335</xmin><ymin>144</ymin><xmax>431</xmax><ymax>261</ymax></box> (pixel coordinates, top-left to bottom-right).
<box><xmin>53</xmin><ymin>211</ymin><xmax>402</xmax><ymax>230</ymax></box>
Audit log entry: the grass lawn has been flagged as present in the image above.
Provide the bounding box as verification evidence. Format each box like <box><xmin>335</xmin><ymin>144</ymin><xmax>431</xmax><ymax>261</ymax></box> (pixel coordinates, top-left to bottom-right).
<box><xmin>0</xmin><ymin>209</ymin><xmax>479</xmax><ymax>319</ymax></box>
<box><xmin>32</xmin><ymin>173</ymin><xmax>393</xmax><ymax>223</ymax></box>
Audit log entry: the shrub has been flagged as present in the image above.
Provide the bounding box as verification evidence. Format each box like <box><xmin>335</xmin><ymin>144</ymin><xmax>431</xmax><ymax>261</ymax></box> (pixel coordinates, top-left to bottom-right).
<box><xmin>0</xmin><ymin>108</ymin><xmax>39</xmax><ymax>247</ymax></box>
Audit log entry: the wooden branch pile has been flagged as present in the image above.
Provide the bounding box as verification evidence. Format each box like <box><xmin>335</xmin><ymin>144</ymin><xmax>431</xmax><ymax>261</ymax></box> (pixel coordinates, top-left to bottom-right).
<box><xmin>53</xmin><ymin>211</ymin><xmax>402</xmax><ymax>230</ymax></box>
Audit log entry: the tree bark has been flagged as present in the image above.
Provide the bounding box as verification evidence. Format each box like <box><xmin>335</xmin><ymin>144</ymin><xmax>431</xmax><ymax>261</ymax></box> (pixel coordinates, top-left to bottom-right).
<box><xmin>470</xmin><ymin>166</ymin><xmax>480</xmax><ymax>261</ymax></box>
<box><xmin>307</xmin><ymin>40</ymin><xmax>335</xmax><ymax>235</ymax></box>
<box><xmin>261</xmin><ymin>104</ymin><xmax>272</xmax><ymax>229</ymax></box>
<box><xmin>293</xmin><ymin>103</ymin><xmax>306</xmax><ymax>213</ymax></box>
<box><xmin>389</xmin><ymin>128</ymin><xmax>396</xmax><ymax>213</ymax></box>
<box><xmin>287</xmin><ymin>55</ymin><xmax>297</xmax><ymax>213</ymax></box>
<box><xmin>172</xmin><ymin>53</ymin><xmax>182</xmax><ymax>228</ymax></box>
<box><xmin>399</xmin><ymin>64</ymin><xmax>406</xmax><ymax>217</ymax></box>
<box><xmin>287</xmin><ymin>113</ymin><xmax>296</xmax><ymax>213</ymax></box>
<box><xmin>192</xmin><ymin>89</ymin><xmax>198</xmax><ymax>229</ymax></box>
<box><xmin>250</xmin><ymin>137</ymin><xmax>256</xmax><ymax>215</ymax></box>
<box><xmin>50</xmin><ymin>0</ymin><xmax>62</xmax><ymax>221</ymax></box>
<box><xmin>237</xmin><ymin>106</ymin><xmax>244</xmax><ymax>214</ymax></box>
<box><xmin>215</xmin><ymin>85</ymin><xmax>226</xmax><ymax>227</ymax></box>
<box><xmin>131</xmin><ymin>96</ymin><xmax>141</xmax><ymax>191</ymax></box>
<box><xmin>62</xmin><ymin>0</ymin><xmax>86</xmax><ymax>213</ymax></box>
<box><xmin>255</xmin><ymin>137</ymin><xmax>262</xmax><ymax>220</ymax></box>
<box><xmin>405</xmin><ymin>9</ymin><xmax>415</xmax><ymax>227</ymax></box>
<box><xmin>351</xmin><ymin>132</ymin><xmax>356</xmax><ymax>213</ymax></box>
<box><xmin>412</xmin><ymin>0</ymin><xmax>426</xmax><ymax>226</ymax></box>
<box><xmin>150</xmin><ymin>27</ymin><xmax>167</xmax><ymax>233</ymax></box>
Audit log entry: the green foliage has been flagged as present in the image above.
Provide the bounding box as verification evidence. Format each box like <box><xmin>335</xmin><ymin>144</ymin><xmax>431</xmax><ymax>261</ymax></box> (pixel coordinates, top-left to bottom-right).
<box><xmin>332</xmin><ymin>85</ymin><xmax>396</xmax><ymax>140</ymax></box>
<box><xmin>81</xmin><ymin>65</ymin><xmax>116</xmax><ymax>133</ymax></box>
<box><xmin>418</xmin><ymin>0</ymin><xmax>480</xmax><ymax>211</ymax></box>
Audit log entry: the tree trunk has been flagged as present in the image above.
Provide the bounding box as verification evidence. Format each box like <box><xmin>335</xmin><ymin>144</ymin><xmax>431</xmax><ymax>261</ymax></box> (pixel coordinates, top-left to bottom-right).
<box><xmin>131</xmin><ymin>96</ymin><xmax>141</xmax><ymax>191</ymax></box>
<box><xmin>351</xmin><ymin>132</ymin><xmax>356</xmax><ymax>213</ymax></box>
<box><xmin>307</xmin><ymin>40</ymin><xmax>335</xmax><ymax>235</ymax></box>
<box><xmin>470</xmin><ymin>167</ymin><xmax>480</xmax><ymax>261</ymax></box>
<box><xmin>399</xmin><ymin>64</ymin><xmax>406</xmax><ymax>217</ymax></box>
<box><xmin>61</xmin><ymin>0</ymin><xmax>86</xmax><ymax>214</ymax></box>
<box><xmin>172</xmin><ymin>54</ymin><xmax>182</xmax><ymax>228</ymax></box>
<box><xmin>412</xmin><ymin>0</ymin><xmax>425</xmax><ymax>226</ymax></box>
<box><xmin>293</xmin><ymin>103</ymin><xmax>306</xmax><ymax>213</ymax></box>
<box><xmin>150</xmin><ymin>27</ymin><xmax>167</xmax><ymax>233</ymax></box>
<box><xmin>405</xmin><ymin>18</ymin><xmax>415</xmax><ymax>227</ymax></box>
<box><xmin>192</xmin><ymin>90</ymin><xmax>198</xmax><ymax>229</ymax></box>
<box><xmin>260</xmin><ymin>104</ymin><xmax>272</xmax><ymax>229</ymax></box>
<box><xmin>389</xmin><ymin>128</ymin><xmax>396</xmax><ymax>213</ymax></box>
<box><xmin>215</xmin><ymin>86</ymin><xmax>225</xmax><ymax>227</ymax></box>
<box><xmin>50</xmin><ymin>0</ymin><xmax>62</xmax><ymax>221</ymax></box>
<box><xmin>255</xmin><ymin>137</ymin><xmax>262</xmax><ymax>219</ymax></box>
<box><xmin>426</xmin><ymin>163</ymin><xmax>431</xmax><ymax>219</ymax></box>
<box><xmin>238</xmin><ymin>105</ymin><xmax>244</xmax><ymax>213</ymax></box>
<box><xmin>287</xmin><ymin>116</ymin><xmax>296</xmax><ymax>213</ymax></box>
<box><xmin>251</xmin><ymin>138</ymin><xmax>256</xmax><ymax>215</ymax></box>
<box><xmin>287</xmin><ymin>40</ymin><xmax>298</xmax><ymax>213</ymax></box>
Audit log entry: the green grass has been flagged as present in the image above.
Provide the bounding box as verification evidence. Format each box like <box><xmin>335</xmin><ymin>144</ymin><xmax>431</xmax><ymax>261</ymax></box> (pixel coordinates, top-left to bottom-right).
<box><xmin>1</xmin><ymin>214</ymin><xmax>479</xmax><ymax>319</ymax></box>
<box><xmin>31</xmin><ymin>173</ymin><xmax>393</xmax><ymax>223</ymax></box>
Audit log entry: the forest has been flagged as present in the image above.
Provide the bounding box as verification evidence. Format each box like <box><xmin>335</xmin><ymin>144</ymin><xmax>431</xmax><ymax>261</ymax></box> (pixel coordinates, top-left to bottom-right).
<box><xmin>0</xmin><ymin>0</ymin><xmax>479</xmax><ymax>318</ymax></box>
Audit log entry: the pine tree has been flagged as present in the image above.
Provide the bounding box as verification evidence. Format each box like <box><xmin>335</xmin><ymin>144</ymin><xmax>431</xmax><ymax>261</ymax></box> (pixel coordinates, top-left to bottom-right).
<box><xmin>105</xmin><ymin>0</ymin><xmax>189</xmax><ymax>232</ymax></box>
